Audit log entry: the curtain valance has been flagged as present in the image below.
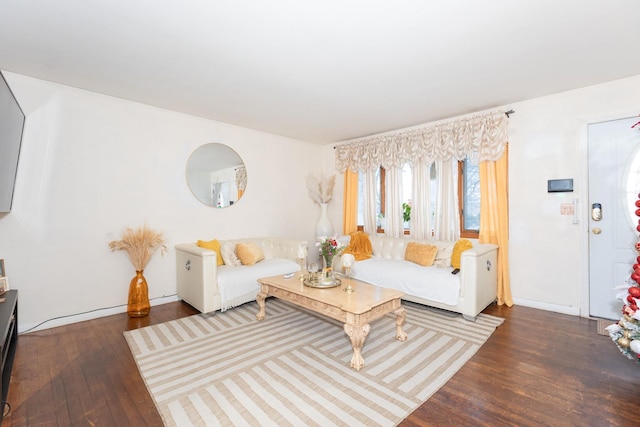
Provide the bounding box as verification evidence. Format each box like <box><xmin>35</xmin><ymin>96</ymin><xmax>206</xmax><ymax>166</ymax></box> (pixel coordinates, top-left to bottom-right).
<box><xmin>335</xmin><ymin>110</ymin><xmax>508</xmax><ymax>172</ymax></box>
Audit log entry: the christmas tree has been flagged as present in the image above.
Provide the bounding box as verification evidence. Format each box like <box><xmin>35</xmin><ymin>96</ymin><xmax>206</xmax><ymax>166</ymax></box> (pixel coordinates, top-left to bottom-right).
<box><xmin>607</xmin><ymin>192</ymin><xmax>640</xmax><ymax>360</ymax></box>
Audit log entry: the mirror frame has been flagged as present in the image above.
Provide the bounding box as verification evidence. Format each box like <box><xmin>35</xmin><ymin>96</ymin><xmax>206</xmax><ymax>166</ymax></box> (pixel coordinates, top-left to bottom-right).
<box><xmin>185</xmin><ymin>143</ymin><xmax>247</xmax><ymax>207</ymax></box>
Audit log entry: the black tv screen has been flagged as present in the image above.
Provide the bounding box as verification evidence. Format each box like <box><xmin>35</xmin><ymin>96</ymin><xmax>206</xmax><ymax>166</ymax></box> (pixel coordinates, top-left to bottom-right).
<box><xmin>0</xmin><ymin>71</ymin><xmax>25</xmax><ymax>212</ymax></box>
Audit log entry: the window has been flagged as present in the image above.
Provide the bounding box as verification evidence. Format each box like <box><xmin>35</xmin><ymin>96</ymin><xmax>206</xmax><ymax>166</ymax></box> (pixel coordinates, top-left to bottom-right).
<box><xmin>459</xmin><ymin>157</ymin><xmax>480</xmax><ymax>238</ymax></box>
<box><xmin>356</xmin><ymin>167</ymin><xmax>385</xmax><ymax>232</ymax></box>
<box><xmin>357</xmin><ymin>158</ymin><xmax>480</xmax><ymax>237</ymax></box>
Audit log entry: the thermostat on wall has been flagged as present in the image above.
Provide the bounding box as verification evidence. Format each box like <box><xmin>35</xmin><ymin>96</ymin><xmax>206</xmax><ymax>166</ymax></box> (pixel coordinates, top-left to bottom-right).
<box><xmin>548</xmin><ymin>178</ymin><xmax>573</xmax><ymax>193</ymax></box>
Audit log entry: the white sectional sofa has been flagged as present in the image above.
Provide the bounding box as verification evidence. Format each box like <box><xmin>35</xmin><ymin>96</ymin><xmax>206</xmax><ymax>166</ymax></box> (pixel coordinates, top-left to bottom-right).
<box><xmin>175</xmin><ymin>237</ymin><xmax>305</xmax><ymax>314</ymax></box>
<box><xmin>342</xmin><ymin>235</ymin><xmax>498</xmax><ymax>321</ymax></box>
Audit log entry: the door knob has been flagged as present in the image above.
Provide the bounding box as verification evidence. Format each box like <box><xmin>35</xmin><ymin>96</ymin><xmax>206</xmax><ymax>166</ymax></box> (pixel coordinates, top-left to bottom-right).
<box><xmin>592</xmin><ymin>227</ymin><xmax>602</xmax><ymax>234</ymax></box>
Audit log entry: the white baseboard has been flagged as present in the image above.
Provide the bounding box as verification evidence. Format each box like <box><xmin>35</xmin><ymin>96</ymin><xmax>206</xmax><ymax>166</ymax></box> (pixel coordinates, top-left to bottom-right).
<box><xmin>20</xmin><ymin>294</ymin><xmax>180</xmax><ymax>334</ymax></box>
<box><xmin>513</xmin><ymin>297</ymin><xmax>581</xmax><ymax>317</ymax></box>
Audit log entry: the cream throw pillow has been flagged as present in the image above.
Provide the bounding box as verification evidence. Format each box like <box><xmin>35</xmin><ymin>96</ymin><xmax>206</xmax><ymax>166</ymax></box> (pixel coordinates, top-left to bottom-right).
<box><xmin>236</xmin><ymin>242</ymin><xmax>265</xmax><ymax>266</ymax></box>
<box><xmin>220</xmin><ymin>241</ymin><xmax>241</xmax><ymax>266</ymax></box>
<box><xmin>196</xmin><ymin>239</ymin><xmax>224</xmax><ymax>266</ymax></box>
<box><xmin>433</xmin><ymin>243</ymin><xmax>454</xmax><ymax>268</ymax></box>
<box><xmin>404</xmin><ymin>242</ymin><xmax>438</xmax><ymax>267</ymax></box>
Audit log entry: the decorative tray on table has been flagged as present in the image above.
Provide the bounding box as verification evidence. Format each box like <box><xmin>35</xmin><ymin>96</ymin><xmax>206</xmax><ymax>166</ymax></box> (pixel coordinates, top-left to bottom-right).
<box><xmin>303</xmin><ymin>277</ymin><xmax>342</xmax><ymax>288</ymax></box>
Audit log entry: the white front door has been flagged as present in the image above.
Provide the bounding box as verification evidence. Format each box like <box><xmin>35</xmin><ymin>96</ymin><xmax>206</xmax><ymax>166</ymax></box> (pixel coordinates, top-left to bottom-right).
<box><xmin>588</xmin><ymin>117</ymin><xmax>640</xmax><ymax>320</ymax></box>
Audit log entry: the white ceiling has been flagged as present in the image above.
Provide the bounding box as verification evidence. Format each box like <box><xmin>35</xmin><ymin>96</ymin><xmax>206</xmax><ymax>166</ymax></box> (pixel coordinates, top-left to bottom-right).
<box><xmin>1</xmin><ymin>0</ymin><xmax>639</xmax><ymax>144</ymax></box>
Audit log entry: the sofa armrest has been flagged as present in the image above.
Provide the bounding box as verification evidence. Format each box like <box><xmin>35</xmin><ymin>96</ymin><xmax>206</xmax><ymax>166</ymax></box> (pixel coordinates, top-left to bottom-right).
<box><xmin>175</xmin><ymin>243</ymin><xmax>220</xmax><ymax>313</ymax></box>
<box><xmin>464</xmin><ymin>243</ymin><xmax>498</xmax><ymax>258</ymax></box>
<box><xmin>459</xmin><ymin>243</ymin><xmax>498</xmax><ymax>318</ymax></box>
<box><xmin>175</xmin><ymin>242</ymin><xmax>216</xmax><ymax>257</ymax></box>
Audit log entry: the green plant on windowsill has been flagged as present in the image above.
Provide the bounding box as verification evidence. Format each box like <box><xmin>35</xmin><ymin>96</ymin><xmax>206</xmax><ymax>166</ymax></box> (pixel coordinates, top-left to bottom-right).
<box><xmin>402</xmin><ymin>202</ymin><xmax>411</xmax><ymax>223</ymax></box>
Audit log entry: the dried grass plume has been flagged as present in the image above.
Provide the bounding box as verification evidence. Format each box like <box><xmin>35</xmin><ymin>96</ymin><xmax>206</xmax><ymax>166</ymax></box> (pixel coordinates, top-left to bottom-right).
<box><xmin>109</xmin><ymin>224</ymin><xmax>167</xmax><ymax>271</ymax></box>
<box><xmin>306</xmin><ymin>171</ymin><xmax>335</xmax><ymax>204</ymax></box>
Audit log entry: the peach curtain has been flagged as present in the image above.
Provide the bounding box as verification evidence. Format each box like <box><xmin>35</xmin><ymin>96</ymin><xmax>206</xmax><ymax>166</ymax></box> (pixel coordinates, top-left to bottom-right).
<box><xmin>479</xmin><ymin>144</ymin><xmax>512</xmax><ymax>306</ymax></box>
<box><xmin>342</xmin><ymin>169</ymin><xmax>359</xmax><ymax>235</ymax></box>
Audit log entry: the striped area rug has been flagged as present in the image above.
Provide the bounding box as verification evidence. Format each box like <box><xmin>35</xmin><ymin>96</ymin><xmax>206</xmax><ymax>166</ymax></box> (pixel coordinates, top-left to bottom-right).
<box><xmin>124</xmin><ymin>300</ymin><xmax>503</xmax><ymax>426</ymax></box>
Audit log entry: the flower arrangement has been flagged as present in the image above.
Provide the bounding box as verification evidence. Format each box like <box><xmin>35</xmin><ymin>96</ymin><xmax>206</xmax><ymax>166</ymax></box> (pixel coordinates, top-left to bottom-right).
<box><xmin>316</xmin><ymin>236</ymin><xmax>344</xmax><ymax>281</ymax></box>
<box><xmin>316</xmin><ymin>236</ymin><xmax>344</xmax><ymax>260</ymax></box>
<box><xmin>108</xmin><ymin>224</ymin><xmax>167</xmax><ymax>271</ymax></box>
<box><xmin>306</xmin><ymin>171</ymin><xmax>336</xmax><ymax>204</ymax></box>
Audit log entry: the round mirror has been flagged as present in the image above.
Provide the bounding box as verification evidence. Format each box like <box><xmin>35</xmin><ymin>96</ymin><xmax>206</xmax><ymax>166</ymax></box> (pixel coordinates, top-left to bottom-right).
<box><xmin>186</xmin><ymin>143</ymin><xmax>247</xmax><ymax>207</ymax></box>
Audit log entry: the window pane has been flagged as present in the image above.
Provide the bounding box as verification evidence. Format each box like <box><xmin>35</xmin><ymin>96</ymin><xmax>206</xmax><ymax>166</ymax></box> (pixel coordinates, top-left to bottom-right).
<box><xmin>375</xmin><ymin>167</ymin><xmax>382</xmax><ymax>220</ymax></box>
<box><xmin>356</xmin><ymin>168</ymin><xmax>384</xmax><ymax>228</ymax></box>
<box><xmin>626</xmin><ymin>146</ymin><xmax>640</xmax><ymax>229</ymax></box>
<box><xmin>430</xmin><ymin>163</ymin><xmax>437</xmax><ymax>228</ymax></box>
<box><xmin>463</xmin><ymin>157</ymin><xmax>480</xmax><ymax>231</ymax></box>
<box><xmin>402</xmin><ymin>163</ymin><xmax>412</xmax><ymax>226</ymax></box>
<box><xmin>357</xmin><ymin>172</ymin><xmax>364</xmax><ymax>226</ymax></box>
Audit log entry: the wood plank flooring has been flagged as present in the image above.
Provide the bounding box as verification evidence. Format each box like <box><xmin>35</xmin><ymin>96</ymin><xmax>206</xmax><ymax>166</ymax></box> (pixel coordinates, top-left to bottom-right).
<box><xmin>4</xmin><ymin>300</ymin><xmax>640</xmax><ymax>426</ymax></box>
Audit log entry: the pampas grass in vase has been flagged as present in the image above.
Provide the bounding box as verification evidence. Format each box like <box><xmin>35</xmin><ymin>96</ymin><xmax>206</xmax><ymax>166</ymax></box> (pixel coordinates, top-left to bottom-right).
<box><xmin>109</xmin><ymin>224</ymin><xmax>167</xmax><ymax>317</ymax></box>
<box><xmin>306</xmin><ymin>171</ymin><xmax>336</xmax><ymax>237</ymax></box>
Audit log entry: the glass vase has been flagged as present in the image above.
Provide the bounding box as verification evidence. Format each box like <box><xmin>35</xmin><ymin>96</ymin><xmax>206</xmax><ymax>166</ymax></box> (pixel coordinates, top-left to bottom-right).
<box><xmin>128</xmin><ymin>270</ymin><xmax>150</xmax><ymax>317</ymax></box>
<box><xmin>321</xmin><ymin>255</ymin><xmax>334</xmax><ymax>284</ymax></box>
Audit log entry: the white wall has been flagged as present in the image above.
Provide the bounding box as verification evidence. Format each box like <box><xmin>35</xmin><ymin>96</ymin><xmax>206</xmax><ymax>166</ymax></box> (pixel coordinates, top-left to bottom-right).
<box><xmin>508</xmin><ymin>75</ymin><xmax>640</xmax><ymax>316</ymax></box>
<box><xmin>0</xmin><ymin>72</ymin><xmax>323</xmax><ymax>332</ymax></box>
<box><xmin>324</xmin><ymin>74</ymin><xmax>640</xmax><ymax>318</ymax></box>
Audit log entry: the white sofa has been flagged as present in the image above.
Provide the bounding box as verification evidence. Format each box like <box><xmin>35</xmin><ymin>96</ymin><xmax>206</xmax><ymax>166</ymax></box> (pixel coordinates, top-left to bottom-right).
<box><xmin>175</xmin><ymin>237</ymin><xmax>305</xmax><ymax>314</ymax></box>
<box><xmin>341</xmin><ymin>235</ymin><xmax>498</xmax><ymax>321</ymax></box>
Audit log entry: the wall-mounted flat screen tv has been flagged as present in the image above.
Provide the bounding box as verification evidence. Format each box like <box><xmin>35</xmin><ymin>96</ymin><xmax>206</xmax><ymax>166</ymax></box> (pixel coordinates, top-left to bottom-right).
<box><xmin>0</xmin><ymin>71</ymin><xmax>25</xmax><ymax>212</ymax></box>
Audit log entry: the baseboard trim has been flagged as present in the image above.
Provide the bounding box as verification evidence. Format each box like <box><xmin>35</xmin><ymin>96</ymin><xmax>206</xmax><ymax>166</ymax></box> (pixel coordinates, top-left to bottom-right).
<box><xmin>20</xmin><ymin>295</ymin><xmax>180</xmax><ymax>333</ymax></box>
<box><xmin>513</xmin><ymin>297</ymin><xmax>581</xmax><ymax>316</ymax></box>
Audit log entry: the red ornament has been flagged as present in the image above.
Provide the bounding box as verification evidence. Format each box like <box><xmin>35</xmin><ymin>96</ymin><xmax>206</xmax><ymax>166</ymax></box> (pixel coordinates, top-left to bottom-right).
<box><xmin>627</xmin><ymin>295</ymin><xmax>636</xmax><ymax>303</ymax></box>
<box><xmin>632</xmin><ymin>273</ymin><xmax>640</xmax><ymax>282</ymax></box>
<box><xmin>630</xmin><ymin>287</ymin><xmax>640</xmax><ymax>298</ymax></box>
<box><xmin>636</xmin><ymin>200</ymin><xmax>640</xmax><ymax>208</ymax></box>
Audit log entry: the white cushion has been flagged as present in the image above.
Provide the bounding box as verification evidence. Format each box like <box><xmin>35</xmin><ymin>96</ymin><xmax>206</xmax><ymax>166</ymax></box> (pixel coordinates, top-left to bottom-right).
<box><xmin>352</xmin><ymin>258</ymin><xmax>460</xmax><ymax>306</ymax></box>
<box><xmin>220</xmin><ymin>241</ymin><xmax>241</xmax><ymax>266</ymax></box>
<box><xmin>218</xmin><ymin>258</ymin><xmax>299</xmax><ymax>310</ymax></box>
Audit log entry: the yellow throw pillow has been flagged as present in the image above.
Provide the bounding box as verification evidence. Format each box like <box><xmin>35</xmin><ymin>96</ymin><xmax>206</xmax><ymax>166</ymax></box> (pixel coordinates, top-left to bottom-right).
<box><xmin>343</xmin><ymin>231</ymin><xmax>373</xmax><ymax>261</ymax></box>
<box><xmin>451</xmin><ymin>239</ymin><xmax>473</xmax><ymax>269</ymax></box>
<box><xmin>236</xmin><ymin>242</ymin><xmax>265</xmax><ymax>266</ymax></box>
<box><xmin>197</xmin><ymin>239</ymin><xmax>224</xmax><ymax>266</ymax></box>
<box><xmin>404</xmin><ymin>242</ymin><xmax>438</xmax><ymax>267</ymax></box>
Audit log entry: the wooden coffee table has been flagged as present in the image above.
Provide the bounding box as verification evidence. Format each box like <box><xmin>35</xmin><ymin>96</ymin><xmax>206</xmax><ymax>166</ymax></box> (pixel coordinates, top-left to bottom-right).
<box><xmin>256</xmin><ymin>274</ymin><xmax>407</xmax><ymax>371</ymax></box>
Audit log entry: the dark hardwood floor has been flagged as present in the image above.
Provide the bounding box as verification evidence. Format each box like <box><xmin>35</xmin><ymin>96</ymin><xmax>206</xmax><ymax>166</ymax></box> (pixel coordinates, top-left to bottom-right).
<box><xmin>4</xmin><ymin>301</ymin><xmax>640</xmax><ymax>426</ymax></box>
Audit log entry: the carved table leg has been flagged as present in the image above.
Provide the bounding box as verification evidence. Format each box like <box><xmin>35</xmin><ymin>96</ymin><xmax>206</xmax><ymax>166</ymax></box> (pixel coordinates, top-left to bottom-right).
<box><xmin>256</xmin><ymin>291</ymin><xmax>267</xmax><ymax>320</ymax></box>
<box><xmin>394</xmin><ymin>307</ymin><xmax>408</xmax><ymax>341</ymax></box>
<box><xmin>344</xmin><ymin>323</ymin><xmax>370</xmax><ymax>370</ymax></box>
